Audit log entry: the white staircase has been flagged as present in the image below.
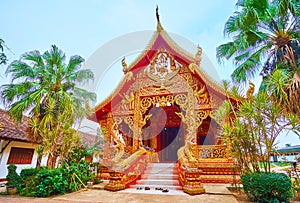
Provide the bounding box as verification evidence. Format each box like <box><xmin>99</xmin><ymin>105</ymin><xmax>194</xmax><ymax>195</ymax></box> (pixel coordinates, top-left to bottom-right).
<box><xmin>130</xmin><ymin>163</ymin><xmax>182</xmax><ymax>190</ymax></box>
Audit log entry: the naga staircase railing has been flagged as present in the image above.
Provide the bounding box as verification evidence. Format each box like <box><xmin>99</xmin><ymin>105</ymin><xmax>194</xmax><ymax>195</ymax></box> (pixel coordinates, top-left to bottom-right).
<box><xmin>177</xmin><ymin>144</ymin><xmax>240</xmax><ymax>195</ymax></box>
<box><xmin>104</xmin><ymin>148</ymin><xmax>159</xmax><ymax>191</ymax></box>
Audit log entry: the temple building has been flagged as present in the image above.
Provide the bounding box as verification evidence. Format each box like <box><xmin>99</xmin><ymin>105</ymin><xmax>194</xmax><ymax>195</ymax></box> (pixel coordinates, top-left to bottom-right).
<box><xmin>90</xmin><ymin>8</ymin><xmax>238</xmax><ymax>195</ymax></box>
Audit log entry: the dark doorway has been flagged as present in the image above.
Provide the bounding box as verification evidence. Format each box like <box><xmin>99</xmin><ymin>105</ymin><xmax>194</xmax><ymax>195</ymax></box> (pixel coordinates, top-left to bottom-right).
<box><xmin>159</xmin><ymin>127</ymin><xmax>182</xmax><ymax>162</ymax></box>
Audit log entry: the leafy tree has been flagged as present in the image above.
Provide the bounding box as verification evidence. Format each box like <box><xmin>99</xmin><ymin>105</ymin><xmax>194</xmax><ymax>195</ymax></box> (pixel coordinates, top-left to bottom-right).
<box><xmin>0</xmin><ymin>45</ymin><xmax>96</xmax><ymax>168</ymax></box>
<box><xmin>214</xmin><ymin>81</ymin><xmax>300</xmax><ymax>173</ymax></box>
<box><xmin>217</xmin><ymin>0</ymin><xmax>300</xmax><ymax>116</ymax></box>
<box><xmin>217</xmin><ymin>0</ymin><xmax>300</xmax><ymax>82</ymax></box>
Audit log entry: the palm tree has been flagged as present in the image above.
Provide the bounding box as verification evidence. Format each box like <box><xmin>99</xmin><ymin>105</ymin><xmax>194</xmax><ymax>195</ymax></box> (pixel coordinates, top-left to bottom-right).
<box><xmin>0</xmin><ymin>39</ymin><xmax>7</xmax><ymax>65</ymax></box>
<box><xmin>217</xmin><ymin>0</ymin><xmax>300</xmax><ymax>114</ymax></box>
<box><xmin>1</xmin><ymin>45</ymin><xmax>96</xmax><ymax>167</ymax></box>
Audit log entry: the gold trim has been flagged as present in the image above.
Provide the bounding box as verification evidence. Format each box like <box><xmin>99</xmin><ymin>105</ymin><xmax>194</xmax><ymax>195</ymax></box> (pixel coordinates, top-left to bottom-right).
<box><xmin>94</xmin><ymin>23</ymin><xmax>233</xmax><ymax>115</ymax></box>
<box><xmin>94</xmin><ymin>72</ymin><xmax>132</xmax><ymax>112</ymax></box>
<box><xmin>127</xmin><ymin>31</ymin><xmax>159</xmax><ymax>71</ymax></box>
<box><xmin>0</xmin><ymin>122</ymin><xmax>4</xmax><ymax>131</ymax></box>
<box><xmin>159</xmin><ymin>30</ymin><xmax>195</xmax><ymax>62</ymax></box>
<box><xmin>194</xmin><ymin>65</ymin><xmax>225</xmax><ymax>95</ymax></box>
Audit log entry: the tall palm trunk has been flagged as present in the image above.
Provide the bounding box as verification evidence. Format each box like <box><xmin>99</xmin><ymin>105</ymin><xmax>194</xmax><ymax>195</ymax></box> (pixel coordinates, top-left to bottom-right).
<box><xmin>35</xmin><ymin>145</ymin><xmax>44</xmax><ymax>169</ymax></box>
<box><xmin>36</xmin><ymin>153</ymin><xmax>42</xmax><ymax>169</ymax></box>
<box><xmin>294</xmin><ymin>72</ymin><xmax>300</xmax><ymax>83</ymax></box>
<box><xmin>286</xmin><ymin>72</ymin><xmax>300</xmax><ymax>115</ymax></box>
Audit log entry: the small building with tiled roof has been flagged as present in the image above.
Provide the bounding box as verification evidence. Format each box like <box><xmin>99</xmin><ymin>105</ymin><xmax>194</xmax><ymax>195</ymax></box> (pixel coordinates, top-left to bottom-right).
<box><xmin>278</xmin><ymin>145</ymin><xmax>300</xmax><ymax>155</ymax></box>
<box><xmin>0</xmin><ymin>109</ymin><xmax>100</xmax><ymax>180</ymax></box>
<box><xmin>0</xmin><ymin>109</ymin><xmax>31</xmax><ymax>142</ymax></box>
<box><xmin>271</xmin><ymin>145</ymin><xmax>300</xmax><ymax>163</ymax></box>
<box><xmin>0</xmin><ymin>109</ymin><xmax>48</xmax><ymax>180</ymax></box>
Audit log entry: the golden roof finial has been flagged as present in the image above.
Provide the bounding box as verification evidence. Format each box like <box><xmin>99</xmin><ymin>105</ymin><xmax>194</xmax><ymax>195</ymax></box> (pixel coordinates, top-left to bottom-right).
<box><xmin>195</xmin><ymin>45</ymin><xmax>202</xmax><ymax>65</ymax></box>
<box><xmin>156</xmin><ymin>5</ymin><xmax>164</xmax><ymax>31</ymax></box>
<box><xmin>122</xmin><ymin>57</ymin><xmax>128</xmax><ymax>74</ymax></box>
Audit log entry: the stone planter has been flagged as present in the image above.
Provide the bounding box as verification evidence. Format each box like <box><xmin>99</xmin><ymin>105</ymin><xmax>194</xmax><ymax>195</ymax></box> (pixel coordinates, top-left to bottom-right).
<box><xmin>7</xmin><ymin>187</ymin><xmax>17</xmax><ymax>195</ymax></box>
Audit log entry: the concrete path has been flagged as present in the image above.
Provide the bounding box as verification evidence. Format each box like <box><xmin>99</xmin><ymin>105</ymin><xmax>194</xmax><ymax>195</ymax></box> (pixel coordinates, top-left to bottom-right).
<box><xmin>0</xmin><ymin>184</ymin><xmax>238</xmax><ymax>203</ymax></box>
<box><xmin>54</xmin><ymin>189</ymin><xmax>238</xmax><ymax>203</ymax></box>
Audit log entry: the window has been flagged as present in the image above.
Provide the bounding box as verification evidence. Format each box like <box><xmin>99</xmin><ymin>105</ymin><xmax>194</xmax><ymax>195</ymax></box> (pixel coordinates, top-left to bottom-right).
<box><xmin>7</xmin><ymin>147</ymin><xmax>34</xmax><ymax>164</ymax></box>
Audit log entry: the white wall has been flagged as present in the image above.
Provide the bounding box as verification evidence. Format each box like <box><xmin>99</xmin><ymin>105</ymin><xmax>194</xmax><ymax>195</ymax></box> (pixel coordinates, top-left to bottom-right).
<box><xmin>278</xmin><ymin>155</ymin><xmax>297</xmax><ymax>162</ymax></box>
<box><xmin>0</xmin><ymin>141</ymin><xmax>48</xmax><ymax>179</ymax></box>
<box><xmin>271</xmin><ymin>155</ymin><xmax>298</xmax><ymax>163</ymax></box>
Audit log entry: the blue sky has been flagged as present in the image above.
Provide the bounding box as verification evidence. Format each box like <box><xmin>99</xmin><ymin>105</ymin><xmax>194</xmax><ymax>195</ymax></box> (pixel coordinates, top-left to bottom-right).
<box><xmin>1</xmin><ymin>0</ymin><xmax>237</xmax><ymax>81</ymax></box>
<box><xmin>1</xmin><ymin>0</ymin><xmax>299</xmax><ymax>147</ymax></box>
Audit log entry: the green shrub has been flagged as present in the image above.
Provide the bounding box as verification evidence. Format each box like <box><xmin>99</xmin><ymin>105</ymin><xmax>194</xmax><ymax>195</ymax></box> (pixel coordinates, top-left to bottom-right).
<box><xmin>20</xmin><ymin>168</ymin><xmax>39</xmax><ymax>178</ymax></box>
<box><xmin>61</xmin><ymin>159</ymin><xmax>91</xmax><ymax>192</ymax></box>
<box><xmin>6</xmin><ymin>165</ymin><xmax>22</xmax><ymax>190</ymax></box>
<box><xmin>35</xmin><ymin>168</ymin><xmax>68</xmax><ymax>197</ymax></box>
<box><xmin>19</xmin><ymin>168</ymin><xmax>40</xmax><ymax>196</ymax></box>
<box><xmin>241</xmin><ymin>172</ymin><xmax>293</xmax><ymax>203</ymax></box>
<box><xmin>16</xmin><ymin>146</ymin><xmax>93</xmax><ymax>197</ymax></box>
<box><xmin>60</xmin><ymin>146</ymin><xmax>93</xmax><ymax>192</ymax></box>
<box><xmin>87</xmin><ymin>171</ymin><xmax>101</xmax><ymax>184</ymax></box>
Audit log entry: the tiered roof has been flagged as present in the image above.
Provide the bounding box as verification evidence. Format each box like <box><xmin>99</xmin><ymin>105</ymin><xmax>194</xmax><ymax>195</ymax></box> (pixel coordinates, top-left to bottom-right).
<box><xmin>93</xmin><ymin>9</ymin><xmax>226</xmax><ymax>120</ymax></box>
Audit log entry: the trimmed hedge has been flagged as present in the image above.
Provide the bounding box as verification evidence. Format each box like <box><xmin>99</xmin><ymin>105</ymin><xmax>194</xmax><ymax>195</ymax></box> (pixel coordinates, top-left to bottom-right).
<box><xmin>241</xmin><ymin>172</ymin><xmax>293</xmax><ymax>203</ymax></box>
<box><xmin>6</xmin><ymin>165</ymin><xmax>21</xmax><ymax>190</ymax></box>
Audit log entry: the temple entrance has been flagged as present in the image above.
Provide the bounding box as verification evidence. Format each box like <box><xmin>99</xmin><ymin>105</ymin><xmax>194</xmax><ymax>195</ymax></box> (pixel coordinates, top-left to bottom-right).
<box><xmin>141</xmin><ymin>104</ymin><xmax>183</xmax><ymax>162</ymax></box>
<box><xmin>159</xmin><ymin>126</ymin><xmax>183</xmax><ymax>162</ymax></box>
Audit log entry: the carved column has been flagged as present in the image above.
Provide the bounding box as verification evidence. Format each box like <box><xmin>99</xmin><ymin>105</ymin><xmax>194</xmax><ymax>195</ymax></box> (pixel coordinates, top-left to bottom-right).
<box><xmin>150</xmin><ymin>135</ymin><xmax>157</xmax><ymax>151</ymax></box>
<box><xmin>132</xmin><ymin>90</ymin><xmax>142</xmax><ymax>152</ymax></box>
<box><xmin>106</xmin><ymin>112</ymin><xmax>114</xmax><ymax>161</ymax></box>
<box><xmin>99</xmin><ymin>119</ymin><xmax>109</xmax><ymax>161</ymax></box>
<box><xmin>106</xmin><ymin>112</ymin><xmax>114</xmax><ymax>140</ymax></box>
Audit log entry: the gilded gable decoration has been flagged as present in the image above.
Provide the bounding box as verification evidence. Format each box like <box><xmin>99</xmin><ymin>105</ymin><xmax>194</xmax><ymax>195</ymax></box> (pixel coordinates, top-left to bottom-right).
<box><xmin>145</xmin><ymin>50</ymin><xmax>180</xmax><ymax>87</ymax></box>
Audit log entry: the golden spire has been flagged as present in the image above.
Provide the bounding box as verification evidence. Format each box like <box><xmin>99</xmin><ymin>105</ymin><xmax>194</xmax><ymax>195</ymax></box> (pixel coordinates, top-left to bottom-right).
<box><xmin>121</xmin><ymin>57</ymin><xmax>128</xmax><ymax>73</ymax></box>
<box><xmin>156</xmin><ymin>5</ymin><xmax>164</xmax><ymax>31</ymax></box>
<box><xmin>195</xmin><ymin>45</ymin><xmax>202</xmax><ymax>65</ymax></box>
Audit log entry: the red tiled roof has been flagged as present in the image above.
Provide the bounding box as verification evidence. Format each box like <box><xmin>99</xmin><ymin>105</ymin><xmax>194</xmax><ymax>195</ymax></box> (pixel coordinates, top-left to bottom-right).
<box><xmin>0</xmin><ymin>109</ymin><xmax>101</xmax><ymax>147</ymax></box>
<box><xmin>0</xmin><ymin>109</ymin><xmax>33</xmax><ymax>142</ymax></box>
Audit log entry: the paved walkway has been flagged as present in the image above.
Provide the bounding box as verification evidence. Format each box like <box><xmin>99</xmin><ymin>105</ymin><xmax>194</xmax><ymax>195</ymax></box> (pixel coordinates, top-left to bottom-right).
<box><xmin>0</xmin><ymin>184</ymin><xmax>238</xmax><ymax>203</ymax></box>
<box><xmin>55</xmin><ymin>189</ymin><xmax>238</xmax><ymax>203</ymax></box>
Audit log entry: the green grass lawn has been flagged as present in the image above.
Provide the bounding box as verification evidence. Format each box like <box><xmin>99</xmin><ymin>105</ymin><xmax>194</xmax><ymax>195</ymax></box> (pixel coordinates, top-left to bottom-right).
<box><xmin>257</xmin><ymin>162</ymin><xmax>292</xmax><ymax>169</ymax></box>
<box><xmin>272</xmin><ymin>162</ymin><xmax>292</xmax><ymax>167</ymax></box>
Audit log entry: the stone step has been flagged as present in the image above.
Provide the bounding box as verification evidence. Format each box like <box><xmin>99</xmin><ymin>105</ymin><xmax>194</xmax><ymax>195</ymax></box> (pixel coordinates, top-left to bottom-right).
<box><xmin>129</xmin><ymin>163</ymin><xmax>182</xmax><ymax>191</ymax></box>
<box><xmin>150</xmin><ymin>163</ymin><xmax>177</xmax><ymax>167</ymax></box>
<box><xmin>148</xmin><ymin>165</ymin><xmax>177</xmax><ymax>168</ymax></box>
<box><xmin>145</xmin><ymin>166</ymin><xmax>176</xmax><ymax>170</ymax></box>
<box><xmin>148</xmin><ymin>164</ymin><xmax>177</xmax><ymax>169</ymax></box>
<box><xmin>144</xmin><ymin>169</ymin><xmax>177</xmax><ymax>174</ymax></box>
<box><xmin>129</xmin><ymin>184</ymin><xmax>182</xmax><ymax>190</ymax></box>
<box><xmin>136</xmin><ymin>179</ymin><xmax>180</xmax><ymax>186</ymax></box>
<box><xmin>141</xmin><ymin>174</ymin><xmax>179</xmax><ymax>180</ymax></box>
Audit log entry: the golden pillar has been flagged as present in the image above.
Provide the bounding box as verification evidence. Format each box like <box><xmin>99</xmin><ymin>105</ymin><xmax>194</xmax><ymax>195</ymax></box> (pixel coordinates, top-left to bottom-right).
<box><xmin>132</xmin><ymin>90</ymin><xmax>141</xmax><ymax>152</ymax></box>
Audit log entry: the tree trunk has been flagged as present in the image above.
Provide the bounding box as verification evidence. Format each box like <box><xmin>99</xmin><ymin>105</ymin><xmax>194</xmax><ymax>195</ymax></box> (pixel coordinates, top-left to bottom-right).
<box><xmin>36</xmin><ymin>153</ymin><xmax>42</xmax><ymax>169</ymax></box>
<box><xmin>47</xmin><ymin>154</ymin><xmax>58</xmax><ymax>168</ymax></box>
<box><xmin>294</xmin><ymin>72</ymin><xmax>300</xmax><ymax>83</ymax></box>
